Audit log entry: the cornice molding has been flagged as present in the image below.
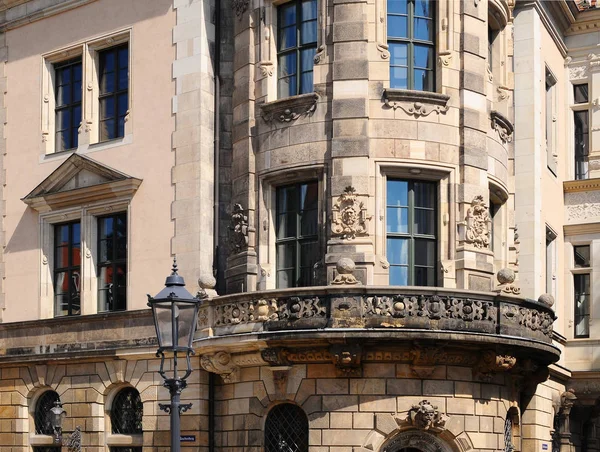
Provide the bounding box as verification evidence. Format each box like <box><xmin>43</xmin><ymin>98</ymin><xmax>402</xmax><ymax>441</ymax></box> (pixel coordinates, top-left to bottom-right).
<box><xmin>564</xmin><ymin>177</ymin><xmax>600</xmax><ymax>192</ymax></box>
<box><xmin>0</xmin><ymin>0</ymin><xmax>97</xmax><ymax>31</ymax></box>
<box><xmin>564</xmin><ymin>223</ymin><xmax>600</xmax><ymax>235</ymax></box>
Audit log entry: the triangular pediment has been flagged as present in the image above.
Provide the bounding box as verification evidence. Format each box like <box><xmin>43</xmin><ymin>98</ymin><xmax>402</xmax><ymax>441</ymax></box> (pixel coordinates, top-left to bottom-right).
<box><xmin>23</xmin><ymin>153</ymin><xmax>142</xmax><ymax>212</ymax></box>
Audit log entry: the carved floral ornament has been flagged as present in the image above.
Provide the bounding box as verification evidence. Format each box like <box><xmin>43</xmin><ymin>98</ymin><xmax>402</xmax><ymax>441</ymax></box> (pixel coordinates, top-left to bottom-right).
<box><xmin>462</xmin><ymin>195</ymin><xmax>491</xmax><ymax>249</ymax></box>
<box><xmin>331</xmin><ymin>186</ymin><xmax>372</xmax><ymax>240</ymax></box>
<box><xmin>383</xmin><ymin>89</ymin><xmax>450</xmax><ymax>118</ymax></box>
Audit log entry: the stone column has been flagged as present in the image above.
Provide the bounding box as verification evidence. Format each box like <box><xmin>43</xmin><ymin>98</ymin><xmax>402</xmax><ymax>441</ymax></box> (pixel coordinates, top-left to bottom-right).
<box><xmin>225</xmin><ymin>1</ymin><xmax>258</xmax><ymax>293</ymax></box>
<box><xmin>171</xmin><ymin>0</ymin><xmax>216</xmax><ymax>290</ymax></box>
<box><xmin>455</xmin><ymin>0</ymin><xmax>495</xmax><ymax>291</ymax></box>
<box><xmin>325</xmin><ymin>0</ymin><xmax>375</xmax><ymax>284</ymax></box>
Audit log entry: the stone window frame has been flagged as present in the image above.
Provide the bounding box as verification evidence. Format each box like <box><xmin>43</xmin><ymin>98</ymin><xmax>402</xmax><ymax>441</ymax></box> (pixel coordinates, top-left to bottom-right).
<box><xmin>41</xmin><ymin>29</ymin><xmax>132</xmax><ymax>156</ymax></box>
<box><xmin>258</xmin><ymin>166</ymin><xmax>326</xmax><ymax>290</ymax></box>
<box><xmin>545</xmin><ymin>67</ymin><xmax>558</xmax><ymax>175</ymax></box>
<box><xmin>104</xmin><ymin>384</ymin><xmax>143</xmax><ymax>450</ymax></box>
<box><xmin>39</xmin><ymin>200</ymin><xmax>131</xmax><ymax>319</ymax></box>
<box><xmin>263</xmin><ymin>402</ymin><xmax>309</xmax><ymax>452</ymax></box>
<box><xmin>375</xmin><ymin>161</ymin><xmax>455</xmax><ymax>287</ymax></box>
<box><xmin>489</xmin><ymin>177</ymin><xmax>509</xmax><ymax>270</ymax></box>
<box><xmin>570</xmin><ymin>240</ymin><xmax>592</xmax><ymax>339</ymax></box>
<box><xmin>487</xmin><ymin>0</ymin><xmax>512</xmax><ymax>101</ymax></box>
<box><xmin>257</xmin><ymin>0</ymin><xmax>325</xmax><ymax>104</ymax></box>
<box><xmin>28</xmin><ymin>388</ymin><xmax>61</xmax><ymax>448</ymax></box>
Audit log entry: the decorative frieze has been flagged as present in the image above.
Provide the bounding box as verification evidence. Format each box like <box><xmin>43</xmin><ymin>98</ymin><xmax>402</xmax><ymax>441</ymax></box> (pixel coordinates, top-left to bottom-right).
<box><xmin>407</xmin><ymin>400</ymin><xmax>447</xmax><ymax>431</ymax></box>
<box><xmin>383</xmin><ymin>89</ymin><xmax>450</xmax><ymax>118</ymax></box>
<box><xmin>331</xmin><ymin>186</ymin><xmax>371</xmax><ymax>240</ymax></box>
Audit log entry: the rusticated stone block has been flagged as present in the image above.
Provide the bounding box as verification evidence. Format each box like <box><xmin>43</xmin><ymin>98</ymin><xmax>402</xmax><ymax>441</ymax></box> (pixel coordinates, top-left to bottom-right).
<box><xmin>333</xmin><ymin>60</ymin><xmax>369</xmax><ymax>80</ymax></box>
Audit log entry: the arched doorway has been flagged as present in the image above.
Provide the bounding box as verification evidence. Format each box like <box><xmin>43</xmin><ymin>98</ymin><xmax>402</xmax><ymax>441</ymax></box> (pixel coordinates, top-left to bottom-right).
<box><xmin>382</xmin><ymin>431</ymin><xmax>454</xmax><ymax>452</ymax></box>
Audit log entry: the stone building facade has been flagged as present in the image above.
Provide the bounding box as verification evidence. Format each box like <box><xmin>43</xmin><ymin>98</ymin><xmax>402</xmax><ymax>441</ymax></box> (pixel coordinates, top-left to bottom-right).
<box><xmin>0</xmin><ymin>0</ymin><xmax>597</xmax><ymax>451</ymax></box>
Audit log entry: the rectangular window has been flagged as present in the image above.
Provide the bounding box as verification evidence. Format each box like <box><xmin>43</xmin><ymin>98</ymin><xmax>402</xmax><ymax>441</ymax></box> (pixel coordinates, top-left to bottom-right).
<box><xmin>387</xmin><ymin>0</ymin><xmax>435</xmax><ymax>91</ymax></box>
<box><xmin>545</xmin><ymin>69</ymin><xmax>557</xmax><ymax>175</ymax></box>
<box><xmin>574</xmin><ymin>84</ymin><xmax>589</xmax><ymax>104</ymax></box>
<box><xmin>276</xmin><ymin>181</ymin><xmax>319</xmax><ymax>288</ymax></box>
<box><xmin>99</xmin><ymin>44</ymin><xmax>129</xmax><ymax>141</ymax></box>
<box><xmin>277</xmin><ymin>0</ymin><xmax>317</xmax><ymax>98</ymax></box>
<box><xmin>575</xmin><ymin>273</ymin><xmax>590</xmax><ymax>338</ymax></box>
<box><xmin>54</xmin><ymin>222</ymin><xmax>81</xmax><ymax>316</ymax></box>
<box><xmin>54</xmin><ymin>58</ymin><xmax>82</xmax><ymax>152</ymax></box>
<box><xmin>98</xmin><ymin>213</ymin><xmax>127</xmax><ymax>312</ymax></box>
<box><xmin>575</xmin><ymin>245</ymin><xmax>591</xmax><ymax>267</ymax></box>
<box><xmin>574</xmin><ymin>110</ymin><xmax>589</xmax><ymax>180</ymax></box>
<box><xmin>386</xmin><ymin>179</ymin><xmax>437</xmax><ymax>286</ymax></box>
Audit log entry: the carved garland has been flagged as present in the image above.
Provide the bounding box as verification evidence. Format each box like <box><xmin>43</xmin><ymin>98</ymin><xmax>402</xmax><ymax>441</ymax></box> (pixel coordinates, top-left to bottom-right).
<box><xmin>228</xmin><ymin>203</ymin><xmax>249</xmax><ymax>255</ymax></box>
<box><xmin>331</xmin><ymin>186</ymin><xmax>372</xmax><ymax>240</ymax></box>
<box><xmin>383</xmin><ymin>89</ymin><xmax>450</xmax><ymax>118</ymax></box>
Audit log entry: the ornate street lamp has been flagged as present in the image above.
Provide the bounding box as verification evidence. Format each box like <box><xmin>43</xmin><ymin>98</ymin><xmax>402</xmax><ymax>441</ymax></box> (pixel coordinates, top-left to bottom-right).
<box><xmin>48</xmin><ymin>401</ymin><xmax>82</xmax><ymax>452</ymax></box>
<box><xmin>147</xmin><ymin>259</ymin><xmax>201</xmax><ymax>452</ymax></box>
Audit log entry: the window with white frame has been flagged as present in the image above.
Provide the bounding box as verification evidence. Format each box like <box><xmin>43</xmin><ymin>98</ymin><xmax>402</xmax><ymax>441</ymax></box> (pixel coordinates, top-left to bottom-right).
<box><xmin>573</xmin><ymin>83</ymin><xmax>590</xmax><ymax>180</ymax></box>
<box><xmin>22</xmin><ymin>153</ymin><xmax>140</xmax><ymax>319</ymax></box>
<box><xmin>574</xmin><ymin>244</ymin><xmax>591</xmax><ymax>338</ymax></box>
<box><xmin>42</xmin><ymin>31</ymin><xmax>130</xmax><ymax>154</ymax></box>
<box><xmin>386</xmin><ymin>179</ymin><xmax>437</xmax><ymax>286</ymax></box>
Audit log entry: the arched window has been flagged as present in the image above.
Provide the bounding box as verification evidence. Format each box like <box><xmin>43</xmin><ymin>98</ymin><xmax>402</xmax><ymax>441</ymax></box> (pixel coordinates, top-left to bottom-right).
<box><xmin>111</xmin><ymin>387</ymin><xmax>143</xmax><ymax>434</ymax></box>
<box><xmin>34</xmin><ymin>390</ymin><xmax>60</xmax><ymax>435</ymax></box>
<box><xmin>265</xmin><ymin>403</ymin><xmax>309</xmax><ymax>452</ymax></box>
<box><xmin>387</xmin><ymin>0</ymin><xmax>435</xmax><ymax>91</ymax></box>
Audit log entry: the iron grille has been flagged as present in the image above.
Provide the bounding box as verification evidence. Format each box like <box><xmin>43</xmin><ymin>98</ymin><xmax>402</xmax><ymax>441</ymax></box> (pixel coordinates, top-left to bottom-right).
<box><xmin>265</xmin><ymin>404</ymin><xmax>308</xmax><ymax>452</ymax></box>
<box><xmin>35</xmin><ymin>390</ymin><xmax>60</xmax><ymax>435</ymax></box>
<box><xmin>504</xmin><ymin>412</ymin><xmax>514</xmax><ymax>452</ymax></box>
<box><xmin>111</xmin><ymin>387</ymin><xmax>143</xmax><ymax>434</ymax></box>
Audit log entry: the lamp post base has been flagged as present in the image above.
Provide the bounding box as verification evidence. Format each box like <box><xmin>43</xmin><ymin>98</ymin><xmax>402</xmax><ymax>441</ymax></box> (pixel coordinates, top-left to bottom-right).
<box><xmin>159</xmin><ymin>379</ymin><xmax>193</xmax><ymax>452</ymax></box>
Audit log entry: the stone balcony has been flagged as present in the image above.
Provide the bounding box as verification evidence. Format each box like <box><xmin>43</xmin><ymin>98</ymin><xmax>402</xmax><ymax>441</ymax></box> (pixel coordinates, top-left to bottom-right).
<box><xmin>196</xmin><ymin>286</ymin><xmax>559</xmax><ymax>364</ymax></box>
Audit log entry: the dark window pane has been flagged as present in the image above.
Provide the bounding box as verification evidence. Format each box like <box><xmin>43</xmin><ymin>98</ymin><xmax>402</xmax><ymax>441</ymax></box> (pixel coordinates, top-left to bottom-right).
<box><xmin>118</xmin><ymin>47</ymin><xmax>129</xmax><ymax>67</ymax></box>
<box><xmin>279</xmin><ymin>25</ymin><xmax>297</xmax><ymax>51</ymax></box>
<box><xmin>388</xmin><ymin>0</ymin><xmax>408</xmax><ymax>14</ymax></box>
<box><xmin>300</xmin><ymin>182</ymin><xmax>318</xmax><ymax>210</ymax></box>
<box><xmin>300</xmin><ymin>20</ymin><xmax>317</xmax><ymax>45</ymax></box>
<box><xmin>301</xmin><ymin>0</ymin><xmax>317</xmax><ymax>20</ymax></box>
<box><xmin>101</xmin><ymin>97</ymin><xmax>115</xmax><ymax>120</ymax></box>
<box><xmin>301</xmin><ymin>210</ymin><xmax>318</xmax><ymax>236</ymax></box>
<box><xmin>414</xmin><ymin>266</ymin><xmax>435</xmax><ymax>286</ymax></box>
<box><xmin>414</xmin><ymin>209</ymin><xmax>435</xmax><ymax>235</ymax></box>
<box><xmin>414</xmin><ymin>18</ymin><xmax>434</xmax><ymax>41</ymax></box>
<box><xmin>414</xmin><ymin>69</ymin><xmax>434</xmax><ymax>92</ymax></box>
<box><xmin>300</xmin><ymin>48</ymin><xmax>316</xmax><ymax>73</ymax></box>
<box><xmin>574</xmin><ymin>245</ymin><xmax>590</xmax><ymax>267</ymax></box>
<box><xmin>101</xmin><ymin>119</ymin><xmax>115</xmax><ymax>141</ymax></box>
<box><xmin>387</xmin><ymin>180</ymin><xmax>409</xmax><ymax>206</ymax></box>
<box><xmin>118</xmin><ymin>68</ymin><xmax>128</xmax><ymax>91</ymax></box>
<box><xmin>390</xmin><ymin>43</ymin><xmax>409</xmax><ymax>67</ymax></box>
<box><xmin>101</xmin><ymin>71</ymin><xmax>115</xmax><ymax>94</ymax></box>
<box><xmin>118</xmin><ymin>93</ymin><xmax>128</xmax><ymax>117</ymax></box>
<box><xmin>35</xmin><ymin>391</ymin><xmax>60</xmax><ymax>435</ymax></box>
<box><xmin>73</xmin><ymin>80</ymin><xmax>82</xmax><ymax>103</ymax></box>
<box><xmin>388</xmin><ymin>15</ymin><xmax>408</xmax><ymax>38</ymax></box>
<box><xmin>278</xmin><ymin>52</ymin><xmax>297</xmax><ymax>79</ymax></box>
<box><xmin>57</xmin><ymin>84</ymin><xmax>70</xmax><ymax>106</ymax></box>
<box><xmin>103</xmin><ymin>51</ymin><xmax>115</xmax><ymax>73</ymax></box>
<box><xmin>575</xmin><ymin>110</ymin><xmax>589</xmax><ymax>180</ymax></box>
<box><xmin>280</xmin><ymin>3</ymin><xmax>297</xmax><ymax>27</ymax></box>
<box><xmin>277</xmin><ymin>269</ymin><xmax>294</xmax><ymax>289</ymax></box>
<box><xmin>574</xmin><ymin>84</ymin><xmax>589</xmax><ymax>104</ymax></box>
<box><xmin>300</xmin><ymin>71</ymin><xmax>313</xmax><ymax>94</ymax></box>
<box><xmin>414</xmin><ymin>0</ymin><xmax>433</xmax><ymax>17</ymax></box>
<box><xmin>414</xmin><ymin>239</ymin><xmax>435</xmax><ymax>266</ymax></box>
<box><xmin>387</xmin><ymin>238</ymin><xmax>409</xmax><ymax>265</ymax></box>
<box><xmin>72</xmin><ymin>105</ymin><xmax>82</xmax><ymax>128</ymax></box>
<box><xmin>277</xmin><ymin>243</ymin><xmax>295</xmax><ymax>269</ymax></box>
<box><xmin>413</xmin><ymin>182</ymin><xmax>435</xmax><ymax>207</ymax></box>
<box><xmin>57</xmin><ymin>109</ymin><xmax>70</xmax><ymax>130</ymax></box>
<box><xmin>414</xmin><ymin>45</ymin><xmax>434</xmax><ymax>69</ymax></box>
<box><xmin>111</xmin><ymin>388</ymin><xmax>143</xmax><ymax>434</ymax></box>
<box><xmin>575</xmin><ymin>273</ymin><xmax>590</xmax><ymax>338</ymax></box>
<box><xmin>265</xmin><ymin>404</ymin><xmax>309</xmax><ymax>452</ymax></box>
<box><xmin>390</xmin><ymin>266</ymin><xmax>409</xmax><ymax>286</ymax></box>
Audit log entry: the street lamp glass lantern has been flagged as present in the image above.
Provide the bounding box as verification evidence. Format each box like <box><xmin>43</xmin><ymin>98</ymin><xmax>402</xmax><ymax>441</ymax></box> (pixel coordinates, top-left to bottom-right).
<box><xmin>147</xmin><ymin>260</ymin><xmax>201</xmax><ymax>354</ymax></box>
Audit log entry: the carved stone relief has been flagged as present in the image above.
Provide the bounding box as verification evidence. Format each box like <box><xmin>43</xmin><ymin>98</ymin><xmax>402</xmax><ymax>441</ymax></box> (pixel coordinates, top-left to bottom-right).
<box><xmin>474</xmin><ymin>350</ymin><xmax>516</xmax><ymax>381</ymax></box>
<box><xmin>383</xmin><ymin>89</ymin><xmax>450</xmax><ymax>118</ymax></box>
<box><xmin>495</xmin><ymin>268</ymin><xmax>521</xmax><ymax>295</ymax></box>
<box><xmin>407</xmin><ymin>400</ymin><xmax>448</xmax><ymax>431</ymax></box>
<box><xmin>200</xmin><ymin>351</ymin><xmax>239</xmax><ymax>383</ymax></box>
<box><xmin>330</xmin><ymin>258</ymin><xmax>361</xmax><ymax>285</ymax></box>
<box><xmin>232</xmin><ymin>0</ymin><xmax>250</xmax><ymax>18</ymax></box>
<box><xmin>566</xmin><ymin>191</ymin><xmax>600</xmax><ymax>221</ymax></box>
<box><xmin>569</xmin><ymin>65</ymin><xmax>588</xmax><ymax>81</ymax></box>
<box><xmin>463</xmin><ymin>195</ymin><xmax>491</xmax><ymax>249</ymax></box>
<box><xmin>376</xmin><ymin>42</ymin><xmax>390</xmax><ymax>60</ymax></box>
<box><xmin>228</xmin><ymin>203</ymin><xmax>249</xmax><ymax>255</ymax></box>
<box><xmin>260</xmin><ymin>93</ymin><xmax>319</xmax><ymax>123</ymax></box>
<box><xmin>490</xmin><ymin>110</ymin><xmax>514</xmax><ymax>143</ymax></box>
<box><xmin>331</xmin><ymin>186</ymin><xmax>371</xmax><ymax>240</ymax></box>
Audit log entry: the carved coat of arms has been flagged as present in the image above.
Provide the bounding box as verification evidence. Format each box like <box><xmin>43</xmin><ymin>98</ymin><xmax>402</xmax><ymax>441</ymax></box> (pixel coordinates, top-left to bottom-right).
<box><xmin>331</xmin><ymin>186</ymin><xmax>371</xmax><ymax>240</ymax></box>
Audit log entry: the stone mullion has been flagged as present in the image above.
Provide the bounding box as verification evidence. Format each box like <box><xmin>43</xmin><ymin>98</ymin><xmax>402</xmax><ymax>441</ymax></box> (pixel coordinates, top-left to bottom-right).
<box><xmin>455</xmin><ymin>0</ymin><xmax>494</xmax><ymax>291</ymax></box>
<box><xmin>326</xmin><ymin>0</ymin><xmax>374</xmax><ymax>285</ymax></box>
<box><xmin>225</xmin><ymin>4</ymin><xmax>258</xmax><ymax>294</ymax></box>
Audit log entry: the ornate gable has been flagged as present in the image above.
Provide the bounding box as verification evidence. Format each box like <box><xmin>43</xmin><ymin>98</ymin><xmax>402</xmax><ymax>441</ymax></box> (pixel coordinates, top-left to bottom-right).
<box><xmin>22</xmin><ymin>154</ymin><xmax>142</xmax><ymax>212</ymax></box>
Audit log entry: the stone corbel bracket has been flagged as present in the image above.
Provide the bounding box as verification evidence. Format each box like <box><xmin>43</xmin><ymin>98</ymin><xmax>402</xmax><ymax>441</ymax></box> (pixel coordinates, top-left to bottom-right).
<box><xmin>490</xmin><ymin>110</ymin><xmax>514</xmax><ymax>143</ymax></box>
<box><xmin>474</xmin><ymin>349</ymin><xmax>516</xmax><ymax>381</ymax></box>
<box><xmin>330</xmin><ymin>344</ymin><xmax>362</xmax><ymax>377</ymax></box>
<box><xmin>200</xmin><ymin>351</ymin><xmax>267</xmax><ymax>383</ymax></box>
<box><xmin>383</xmin><ymin>89</ymin><xmax>450</xmax><ymax>118</ymax></box>
<box><xmin>260</xmin><ymin>93</ymin><xmax>319</xmax><ymax>123</ymax></box>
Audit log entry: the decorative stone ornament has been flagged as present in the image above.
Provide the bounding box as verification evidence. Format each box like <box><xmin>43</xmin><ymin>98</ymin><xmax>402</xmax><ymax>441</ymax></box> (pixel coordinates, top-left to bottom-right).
<box><xmin>495</xmin><ymin>268</ymin><xmax>521</xmax><ymax>295</ymax></box>
<box><xmin>331</xmin><ymin>186</ymin><xmax>371</xmax><ymax>240</ymax></box>
<box><xmin>200</xmin><ymin>351</ymin><xmax>239</xmax><ymax>383</ymax></box>
<box><xmin>232</xmin><ymin>0</ymin><xmax>250</xmax><ymax>18</ymax></box>
<box><xmin>491</xmin><ymin>110</ymin><xmax>514</xmax><ymax>143</ymax></box>
<box><xmin>538</xmin><ymin>293</ymin><xmax>555</xmax><ymax>307</ymax></box>
<box><xmin>330</xmin><ymin>258</ymin><xmax>361</xmax><ymax>285</ymax></box>
<box><xmin>407</xmin><ymin>400</ymin><xmax>447</xmax><ymax>431</ymax></box>
<box><xmin>228</xmin><ymin>203</ymin><xmax>249</xmax><ymax>255</ymax></box>
<box><xmin>464</xmin><ymin>195</ymin><xmax>491</xmax><ymax>249</ymax></box>
<box><xmin>383</xmin><ymin>89</ymin><xmax>450</xmax><ymax>118</ymax></box>
<box><xmin>475</xmin><ymin>350</ymin><xmax>516</xmax><ymax>381</ymax></box>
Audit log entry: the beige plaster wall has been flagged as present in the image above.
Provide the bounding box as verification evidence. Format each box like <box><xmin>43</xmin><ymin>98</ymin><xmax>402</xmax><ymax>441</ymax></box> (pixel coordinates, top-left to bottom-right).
<box><xmin>2</xmin><ymin>0</ymin><xmax>175</xmax><ymax>321</ymax></box>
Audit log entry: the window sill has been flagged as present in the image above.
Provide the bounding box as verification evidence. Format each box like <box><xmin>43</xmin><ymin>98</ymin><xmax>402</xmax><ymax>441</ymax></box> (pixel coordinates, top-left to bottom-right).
<box><xmin>382</xmin><ymin>88</ymin><xmax>450</xmax><ymax>117</ymax></box>
<box><xmin>106</xmin><ymin>434</ymin><xmax>143</xmax><ymax>446</ymax></box>
<box><xmin>29</xmin><ymin>435</ymin><xmax>56</xmax><ymax>446</ymax></box>
<box><xmin>259</xmin><ymin>93</ymin><xmax>319</xmax><ymax>123</ymax></box>
<box><xmin>41</xmin><ymin>134</ymin><xmax>133</xmax><ymax>163</ymax></box>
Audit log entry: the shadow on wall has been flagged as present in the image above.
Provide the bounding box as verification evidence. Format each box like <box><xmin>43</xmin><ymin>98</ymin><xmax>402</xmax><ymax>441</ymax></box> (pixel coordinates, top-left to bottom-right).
<box><xmin>5</xmin><ymin>207</ymin><xmax>38</xmax><ymax>254</ymax></box>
